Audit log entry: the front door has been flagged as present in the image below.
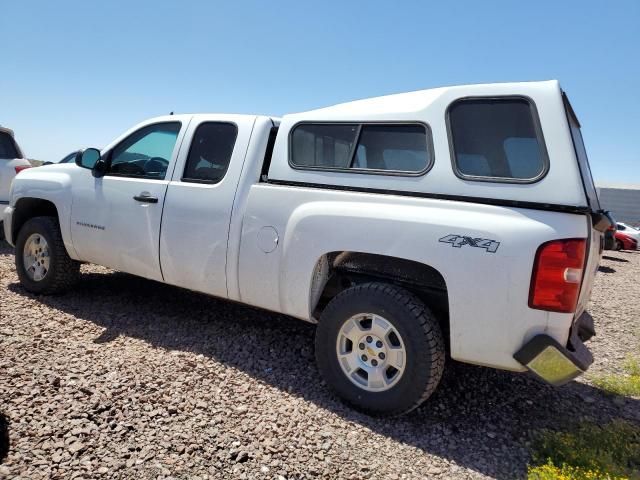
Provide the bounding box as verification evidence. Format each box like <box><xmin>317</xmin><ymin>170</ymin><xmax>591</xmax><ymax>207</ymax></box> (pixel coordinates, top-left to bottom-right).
<box><xmin>70</xmin><ymin>121</ymin><xmax>186</xmax><ymax>280</ymax></box>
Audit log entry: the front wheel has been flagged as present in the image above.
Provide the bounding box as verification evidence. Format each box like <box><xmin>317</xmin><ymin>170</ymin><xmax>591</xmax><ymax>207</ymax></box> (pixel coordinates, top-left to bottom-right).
<box><xmin>615</xmin><ymin>240</ymin><xmax>624</xmax><ymax>251</ymax></box>
<box><xmin>15</xmin><ymin>216</ymin><xmax>80</xmax><ymax>294</ymax></box>
<box><xmin>315</xmin><ymin>282</ymin><xmax>445</xmax><ymax>416</ymax></box>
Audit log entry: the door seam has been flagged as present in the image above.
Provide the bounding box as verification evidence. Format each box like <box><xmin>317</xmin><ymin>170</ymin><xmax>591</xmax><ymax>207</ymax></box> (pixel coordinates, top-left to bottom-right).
<box><xmin>157</xmin><ymin>116</ymin><xmax>194</xmax><ymax>282</ymax></box>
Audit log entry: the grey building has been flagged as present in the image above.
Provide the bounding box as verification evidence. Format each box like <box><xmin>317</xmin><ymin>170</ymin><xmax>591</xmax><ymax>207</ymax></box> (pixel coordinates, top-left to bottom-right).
<box><xmin>597</xmin><ymin>183</ymin><xmax>640</xmax><ymax>226</ymax></box>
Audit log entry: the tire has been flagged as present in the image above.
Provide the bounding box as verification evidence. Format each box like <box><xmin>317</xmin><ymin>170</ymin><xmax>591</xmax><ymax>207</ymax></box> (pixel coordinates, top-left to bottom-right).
<box><xmin>0</xmin><ymin>412</ymin><xmax>8</xmax><ymax>463</ymax></box>
<box><xmin>315</xmin><ymin>282</ymin><xmax>445</xmax><ymax>416</ymax></box>
<box><xmin>0</xmin><ymin>221</ymin><xmax>5</xmax><ymax>242</ymax></box>
<box><xmin>15</xmin><ymin>216</ymin><xmax>80</xmax><ymax>294</ymax></box>
<box><xmin>615</xmin><ymin>240</ymin><xmax>624</xmax><ymax>251</ymax></box>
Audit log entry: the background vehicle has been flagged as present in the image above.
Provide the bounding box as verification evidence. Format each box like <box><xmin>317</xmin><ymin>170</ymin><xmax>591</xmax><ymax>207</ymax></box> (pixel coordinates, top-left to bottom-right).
<box><xmin>2</xmin><ymin>81</ymin><xmax>608</xmax><ymax>415</ymax></box>
<box><xmin>614</xmin><ymin>231</ymin><xmax>638</xmax><ymax>251</ymax></box>
<box><xmin>0</xmin><ymin>127</ymin><xmax>31</xmax><ymax>202</ymax></box>
<box><xmin>58</xmin><ymin>151</ymin><xmax>79</xmax><ymax>164</ymax></box>
<box><xmin>42</xmin><ymin>150</ymin><xmax>80</xmax><ymax>166</ymax></box>
<box><xmin>604</xmin><ymin>223</ymin><xmax>617</xmax><ymax>250</ymax></box>
<box><xmin>0</xmin><ymin>126</ymin><xmax>31</xmax><ymax>239</ymax></box>
<box><xmin>616</xmin><ymin>222</ymin><xmax>640</xmax><ymax>243</ymax></box>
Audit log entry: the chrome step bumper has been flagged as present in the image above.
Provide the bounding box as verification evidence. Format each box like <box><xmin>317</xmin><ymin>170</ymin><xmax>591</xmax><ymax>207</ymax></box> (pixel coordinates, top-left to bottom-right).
<box><xmin>514</xmin><ymin>311</ymin><xmax>595</xmax><ymax>386</ymax></box>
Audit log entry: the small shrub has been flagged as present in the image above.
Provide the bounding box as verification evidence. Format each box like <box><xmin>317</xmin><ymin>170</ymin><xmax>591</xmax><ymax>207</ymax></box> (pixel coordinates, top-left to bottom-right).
<box><xmin>527</xmin><ymin>420</ymin><xmax>640</xmax><ymax>480</ymax></box>
<box><xmin>528</xmin><ymin>460</ymin><xmax>627</xmax><ymax>479</ymax></box>
<box><xmin>625</xmin><ymin>357</ymin><xmax>640</xmax><ymax>377</ymax></box>
<box><xmin>592</xmin><ymin>356</ymin><xmax>640</xmax><ymax>397</ymax></box>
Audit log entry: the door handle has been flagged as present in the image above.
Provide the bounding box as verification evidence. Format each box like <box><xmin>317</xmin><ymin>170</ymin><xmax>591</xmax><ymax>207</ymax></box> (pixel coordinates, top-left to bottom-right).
<box><xmin>133</xmin><ymin>193</ymin><xmax>158</xmax><ymax>204</ymax></box>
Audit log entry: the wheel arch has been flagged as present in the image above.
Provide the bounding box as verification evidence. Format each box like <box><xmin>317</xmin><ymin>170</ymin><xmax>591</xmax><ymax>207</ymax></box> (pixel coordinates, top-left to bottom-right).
<box><xmin>309</xmin><ymin>251</ymin><xmax>450</xmax><ymax>346</ymax></box>
<box><xmin>11</xmin><ymin>197</ymin><xmax>60</xmax><ymax>245</ymax></box>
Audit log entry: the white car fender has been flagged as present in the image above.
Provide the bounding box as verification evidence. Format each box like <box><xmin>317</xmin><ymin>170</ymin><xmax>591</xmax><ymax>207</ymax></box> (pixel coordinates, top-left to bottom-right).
<box><xmin>8</xmin><ymin>165</ymin><xmax>79</xmax><ymax>259</ymax></box>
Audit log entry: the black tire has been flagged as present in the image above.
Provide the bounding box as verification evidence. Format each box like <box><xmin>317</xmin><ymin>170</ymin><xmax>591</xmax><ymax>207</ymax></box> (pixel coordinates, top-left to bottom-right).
<box><xmin>0</xmin><ymin>221</ymin><xmax>5</xmax><ymax>242</ymax></box>
<box><xmin>315</xmin><ymin>282</ymin><xmax>445</xmax><ymax>416</ymax></box>
<box><xmin>0</xmin><ymin>412</ymin><xmax>8</xmax><ymax>463</ymax></box>
<box><xmin>15</xmin><ymin>216</ymin><xmax>80</xmax><ymax>294</ymax></box>
<box><xmin>615</xmin><ymin>240</ymin><xmax>624</xmax><ymax>251</ymax></box>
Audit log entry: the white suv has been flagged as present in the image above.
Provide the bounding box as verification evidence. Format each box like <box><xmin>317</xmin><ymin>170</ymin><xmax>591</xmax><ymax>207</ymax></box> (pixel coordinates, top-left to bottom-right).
<box><xmin>0</xmin><ymin>127</ymin><xmax>31</xmax><ymax>201</ymax></box>
<box><xmin>0</xmin><ymin>126</ymin><xmax>31</xmax><ymax>238</ymax></box>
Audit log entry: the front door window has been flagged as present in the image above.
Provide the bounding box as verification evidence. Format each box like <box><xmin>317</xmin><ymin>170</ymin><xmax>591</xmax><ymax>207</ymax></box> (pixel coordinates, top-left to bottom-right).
<box><xmin>108</xmin><ymin>122</ymin><xmax>181</xmax><ymax>179</ymax></box>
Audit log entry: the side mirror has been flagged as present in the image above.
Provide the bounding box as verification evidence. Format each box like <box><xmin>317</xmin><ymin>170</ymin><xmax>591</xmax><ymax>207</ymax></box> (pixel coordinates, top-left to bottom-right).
<box><xmin>92</xmin><ymin>159</ymin><xmax>108</xmax><ymax>178</ymax></box>
<box><xmin>76</xmin><ymin>148</ymin><xmax>108</xmax><ymax>178</ymax></box>
<box><xmin>76</xmin><ymin>148</ymin><xmax>101</xmax><ymax>169</ymax></box>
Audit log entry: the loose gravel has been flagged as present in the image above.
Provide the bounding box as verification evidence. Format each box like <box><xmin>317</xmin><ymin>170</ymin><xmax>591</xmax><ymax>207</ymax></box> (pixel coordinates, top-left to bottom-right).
<box><xmin>1</xmin><ymin>242</ymin><xmax>638</xmax><ymax>479</ymax></box>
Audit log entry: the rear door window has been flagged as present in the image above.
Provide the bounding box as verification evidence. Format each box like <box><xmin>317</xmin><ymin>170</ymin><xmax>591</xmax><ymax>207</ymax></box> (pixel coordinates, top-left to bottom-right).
<box><xmin>448</xmin><ymin>98</ymin><xmax>548</xmax><ymax>182</ymax></box>
<box><xmin>0</xmin><ymin>132</ymin><xmax>20</xmax><ymax>159</ymax></box>
<box><xmin>182</xmin><ymin>122</ymin><xmax>238</xmax><ymax>184</ymax></box>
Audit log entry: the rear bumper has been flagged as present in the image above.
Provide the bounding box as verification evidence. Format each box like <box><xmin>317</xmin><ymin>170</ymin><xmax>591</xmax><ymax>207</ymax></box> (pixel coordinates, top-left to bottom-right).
<box><xmin>514</xmin><ymin>311</ymin><xmax>595</xmax><ymax>386</ymax></box>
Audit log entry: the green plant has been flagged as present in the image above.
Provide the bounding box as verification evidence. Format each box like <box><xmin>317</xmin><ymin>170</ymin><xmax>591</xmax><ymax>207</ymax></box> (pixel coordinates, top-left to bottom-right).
<box><xmin>528</xmin><ymin>460</ymin><xmax>627</xmax><ymax>479</ymax></box>
<box><xmin>625</xmin><ymin>357</ymin><xmax>640</xmax><ymax>377</ymax></box>
<box><xmin>592</xmin><ymin>356</ymin><xmax>640</xmax><ymax>397</ymax></box>
<box><xmin>527</xmin><ymin>420</ymin><xmax>640</xmax><ymax>479</ymax></box>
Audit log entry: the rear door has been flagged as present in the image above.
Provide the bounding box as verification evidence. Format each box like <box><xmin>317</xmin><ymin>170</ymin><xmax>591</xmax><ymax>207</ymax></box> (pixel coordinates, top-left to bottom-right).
<box><xmin>563</xmin><ymin>94</ymin><xmax>604</xmax><ymax>315</ymax></box>
<box><xmin>159</xmin><ymin>115</ymin><xmax>255</xmax><ymax>298</ymax></box>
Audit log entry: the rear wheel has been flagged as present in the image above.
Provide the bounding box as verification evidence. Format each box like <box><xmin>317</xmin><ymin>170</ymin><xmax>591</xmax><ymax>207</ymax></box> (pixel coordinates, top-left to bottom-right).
<box><xmin>315</xmin><ymin>282</ymin><xmax>445</xmax><ymax>416</ymax></box>
<box><xmin>615</xmin><ymin>240</ymin><xmax>624</xmax><ymax>251</ymax></box>
<box><xmin>15</xmin><ymin>216</ymin><xmax>79</xmax><ymax>294</ymax></box>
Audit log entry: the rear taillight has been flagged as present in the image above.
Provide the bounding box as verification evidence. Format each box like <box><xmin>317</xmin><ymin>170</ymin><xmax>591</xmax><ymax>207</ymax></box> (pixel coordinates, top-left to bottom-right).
<box><xmin>529</xmin><ymin>239</ymin><xmax>587</xmax><ymax>313</ymax></box>
<box><xmin>14</xmin><ymin>165</ymin><xmax>32</xmax><ymax>174</ymax></box>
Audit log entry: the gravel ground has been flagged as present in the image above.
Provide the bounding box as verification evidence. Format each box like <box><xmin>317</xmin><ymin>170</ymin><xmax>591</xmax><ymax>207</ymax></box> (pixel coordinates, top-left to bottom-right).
<box><xmin>0</xmin><ymin>242</ymin><xmax>638</xmax><ymax>480</ymax></box>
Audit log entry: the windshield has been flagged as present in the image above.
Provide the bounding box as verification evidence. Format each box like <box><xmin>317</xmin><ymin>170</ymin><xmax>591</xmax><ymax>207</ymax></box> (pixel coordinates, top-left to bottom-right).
<box><xmin>0</xmin><ymin>132</ymin><xmax>20</xmax><ymax>159</ymax></box>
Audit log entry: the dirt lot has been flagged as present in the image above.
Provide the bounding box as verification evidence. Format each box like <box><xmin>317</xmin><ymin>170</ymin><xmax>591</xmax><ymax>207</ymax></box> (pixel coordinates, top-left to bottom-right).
<box><xmin>0</xmin><ymin>241</ymin><xmax>638</xmax><ymax>479</ymax></box>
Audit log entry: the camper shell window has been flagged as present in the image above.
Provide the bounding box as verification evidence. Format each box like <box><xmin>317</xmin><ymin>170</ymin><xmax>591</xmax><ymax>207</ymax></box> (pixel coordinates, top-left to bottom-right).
<box><xmin>290</xmin><ymin>123</ymin><xmax>433</xmax><ymax>175</ymax></box>
<box><xmin>447</xmin><ymin>97</ymin><xmax>549</xmax><ymax>183</ymax></box>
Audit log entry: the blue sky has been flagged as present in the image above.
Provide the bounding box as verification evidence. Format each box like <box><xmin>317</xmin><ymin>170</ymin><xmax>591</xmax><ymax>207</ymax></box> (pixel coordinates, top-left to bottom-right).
<box><xmin>1</xmin><ymin>0</ymin><xmax>638</xmax><ymax>183</ymax></box>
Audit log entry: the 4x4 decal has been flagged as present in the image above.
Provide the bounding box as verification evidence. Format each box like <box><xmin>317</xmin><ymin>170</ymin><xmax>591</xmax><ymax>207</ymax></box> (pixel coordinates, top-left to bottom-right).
<box><xmin>439</xmin><ymin>234</ymin><xmax>500</xmax><ymax>253</ymax></box>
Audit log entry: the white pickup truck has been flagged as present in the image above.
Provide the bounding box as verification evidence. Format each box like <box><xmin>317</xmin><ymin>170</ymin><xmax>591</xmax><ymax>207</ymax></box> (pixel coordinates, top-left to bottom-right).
<box><xmin>3</xmin><ymin>81</ymin><xmax>611</xmax><ymax>415</ymax></box>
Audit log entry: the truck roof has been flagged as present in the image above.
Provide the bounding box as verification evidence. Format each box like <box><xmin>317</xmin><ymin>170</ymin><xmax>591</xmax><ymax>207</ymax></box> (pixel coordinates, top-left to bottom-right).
<box><xmin>135</xmin><ymin>114</ymin><xmax>279</xmax><ymax>125</ymax></box>
<box><xmin>99</xmin><ymin>114</ymin><xmax>279</xmax><ymax>155</ymax></box>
